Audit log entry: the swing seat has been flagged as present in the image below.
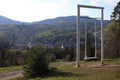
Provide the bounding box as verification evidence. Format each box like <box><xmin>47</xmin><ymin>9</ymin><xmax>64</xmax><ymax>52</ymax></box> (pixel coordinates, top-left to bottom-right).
<box><xmin>84</xmin><ymin>57</ymin><xmax>98</xmax><ymax>60</ymax></box>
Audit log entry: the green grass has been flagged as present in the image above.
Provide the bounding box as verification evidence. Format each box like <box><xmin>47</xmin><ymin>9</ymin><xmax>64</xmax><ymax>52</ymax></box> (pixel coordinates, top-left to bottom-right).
<box><xmin>0</xmin><ymin>66</ymin><xmax>22</xmax><ymax>74</ymax></box>
<box><xmin>14</xmin><ymin>58</ymin><xmax>120</xmax><ymax>80</ymax></box>
<box><xmin>104</xmin><ymin>58</ymin><xmax>120</xmax><ymax>64</ymax></box>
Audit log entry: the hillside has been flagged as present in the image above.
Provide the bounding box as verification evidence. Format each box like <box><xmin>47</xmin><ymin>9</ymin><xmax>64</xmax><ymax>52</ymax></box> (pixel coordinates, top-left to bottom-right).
<box><xmin>0</xmin><ymin>16</ymin><xmax>22</xmax><ymax>25</ymax></box>
<box><xmin>0</xmin><ymin>16</ymin><xmax>109</xmax><ymax>48</ymax></box>
<box><xmin>31</xmin><ymin>16</ymin><xmax>92</xmax><ymax>25</ymax></box>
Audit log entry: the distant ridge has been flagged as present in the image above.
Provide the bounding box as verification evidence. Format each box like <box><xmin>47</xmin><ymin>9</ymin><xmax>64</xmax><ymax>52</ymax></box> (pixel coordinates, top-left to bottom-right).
<box><xmin>31</xmin><ymin>16</ymin><xmax>94</xmax><ymax>25</ymax></box>
<box><xmin>0</xmin><ymin>15</ymin><xmax>109</xmax><ymax>25</ymax></box>
<box><xmin>0</xmin><ymin>15</ymin><xmax>22</xmax><ymax>25</ymax></box>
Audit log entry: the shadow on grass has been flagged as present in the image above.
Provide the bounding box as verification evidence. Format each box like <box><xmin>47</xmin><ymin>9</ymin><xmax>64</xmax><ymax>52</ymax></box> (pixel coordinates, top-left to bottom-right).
<box><xmin>115</xmin><ymin>71</ymin><xmax>120</xmax><ymax>78</ymax></box>
<box><xmin>18</xmin><ymin>68</ymin><xmax>86</xmax><ymax>80</ymax></box>
<box><xmin>17</xmin><ymin>66</ymin><xmax>94</xmax><ymax>80</ymax></box>
<box><xmin>38</xmin><ymin>68</ymin><xmax>86</xmax><ymax>78</ymax></box>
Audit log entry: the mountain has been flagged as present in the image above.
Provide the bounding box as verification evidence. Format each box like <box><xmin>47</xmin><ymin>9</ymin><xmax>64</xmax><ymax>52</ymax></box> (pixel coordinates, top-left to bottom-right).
<box><xmin>31</xmin><ymin>16</ymin><xmax>109</xmax><ymax>25</ymax></box>
<box><xmin>0</xmin><ymin>15</ymin><xmax>109</xmax><ymax>26</ymax></box>
<box><xmin>31</xmin><ymin>16</ymin><xmax>94</xmax><ymax>25</ymax></box>
<box><xmin>0</xmin><ymin>15</ymin><xmax>110</xmax><ymax>47</ymax></box>
<box><xmin>0</xmin><ymin>15</ymin><xmax>22</xmax><ymax>25</ymax></box>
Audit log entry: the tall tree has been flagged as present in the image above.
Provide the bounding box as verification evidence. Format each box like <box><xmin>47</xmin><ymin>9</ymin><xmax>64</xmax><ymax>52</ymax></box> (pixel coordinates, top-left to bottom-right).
<box><xmin>111</xmin><ymin>1</ymin><xmax>120</xmax><ymax>21</ymax></box>
<box><xmin>105</xmin><ymin>1</ymin><xmax>120</xmax><ymax>58</ymax></box>
<box><xmin>0</xmin><ymin>39</ymin><xmax>10</xmax><ymax>66</ymax></box>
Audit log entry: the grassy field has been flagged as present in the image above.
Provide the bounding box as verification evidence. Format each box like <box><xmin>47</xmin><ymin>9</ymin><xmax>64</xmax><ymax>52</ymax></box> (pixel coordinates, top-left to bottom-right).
<box><xmin>0</xmin><ymin>66</ymin><xmax>22</xmax><ymax>74</ymax></box>
<box><xmin>14</xmin><ymin>58</ymin><xmax>120</xmax><ymax>80</ymax></box>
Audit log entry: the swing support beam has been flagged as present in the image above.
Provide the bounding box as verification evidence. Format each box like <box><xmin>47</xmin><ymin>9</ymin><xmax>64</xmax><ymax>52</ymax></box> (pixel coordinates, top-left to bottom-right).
<box><xmin>76</xmin><ymin>4</ymin><xmax>104</xmax><ymax>67</ymax></box>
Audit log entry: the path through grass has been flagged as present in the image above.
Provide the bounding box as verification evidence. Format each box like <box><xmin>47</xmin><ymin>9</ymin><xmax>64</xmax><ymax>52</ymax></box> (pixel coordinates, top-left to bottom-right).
<box><xmin>14</xmin><ymin>58</ymin><xmax>120</xmax><ymax>80</ymax></box>
<box><xmin>0</xmin><ymin>66</ymin><xmax>22</xmax><ymax>74</ymax></box>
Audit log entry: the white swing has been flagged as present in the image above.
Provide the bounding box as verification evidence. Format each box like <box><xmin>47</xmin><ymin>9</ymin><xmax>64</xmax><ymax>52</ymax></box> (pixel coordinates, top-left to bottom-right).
<box><xmin>84</xmin><ymin>18</ymin><xmax>98</xmax><ymax>60</ymax></box>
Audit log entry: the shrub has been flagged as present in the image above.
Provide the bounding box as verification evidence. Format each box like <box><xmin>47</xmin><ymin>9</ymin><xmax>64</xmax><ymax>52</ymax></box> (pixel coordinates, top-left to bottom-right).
<box><xmin>23</xmin><ymin>46</ymin><xmax>50</xmax><ymax>78</ymax></box>
<box><xmin>48</xmin><ymin>53</ymin><xmax>56</xmax><ymax>62</ymax></box>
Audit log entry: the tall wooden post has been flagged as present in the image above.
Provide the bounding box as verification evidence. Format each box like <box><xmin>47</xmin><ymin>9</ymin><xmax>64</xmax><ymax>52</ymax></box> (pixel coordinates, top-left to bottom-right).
<box><xmin>76</xmin><ymin>5</ymin><xmax>80</xmax><ymax>67</ymax></box>
<box><xmin>101</xmin><ymin>9</ymin><xmax>104</xmax><ymax>65</ymax></box>
<box><xmin>94</xmin><ymin>18</ymin><xmax>97</xmax><ymax>58</ymax></box>
<box><xmin>84</xmin><ymin>19</ymin><xmax>87</xmax><ymax>59</ymax></box>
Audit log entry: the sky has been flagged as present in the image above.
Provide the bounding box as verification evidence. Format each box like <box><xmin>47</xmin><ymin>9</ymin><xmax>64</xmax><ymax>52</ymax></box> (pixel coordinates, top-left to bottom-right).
<box><xmin>0</xmin><ymin>0</ymin><xmax>119</xmax><ymax>22</ymax></box>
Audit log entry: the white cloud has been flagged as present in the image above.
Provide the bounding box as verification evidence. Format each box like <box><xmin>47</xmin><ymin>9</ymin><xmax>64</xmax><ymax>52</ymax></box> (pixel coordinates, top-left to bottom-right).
<box><xmin>78</xmin><ymin>0</ymin><xmax>82</xmax><ymax>3</ymax></box>
<box><xmin>0</xmin><ymin>0</ymin><xmax>63</xmax><ymax>22</ymax></box>
<box><xmin>90</xmin><ymin>0</ymin><xmax>101</xmax><ymax>5</ymax></box>
<box><xmin>0</xmin><ymin>0</ymin><xmax>84</xmax><ymax>22</ymax></box>
<box><xmin>0</xmin><ymin>0</ymin><xmax>87</xmax><ymax>22</ymax></box>
<box><xmin>0</xmin><ymin>0</ymin><xmax>117</xmax><ymax>22</ymax></box>
<box><xmin>89</xmin><ymin>0</ymin><xmax>119</xmax><ymax>6</ymax></box>
<box><xmin>80</xmin><ymin>8</ymin><xmax>89</xmax><ymax>15</ymax></box>
<box><xmin>103</xmin><ymin>0</ymin><xmax>119</xmax><ymax>5</ymax></box>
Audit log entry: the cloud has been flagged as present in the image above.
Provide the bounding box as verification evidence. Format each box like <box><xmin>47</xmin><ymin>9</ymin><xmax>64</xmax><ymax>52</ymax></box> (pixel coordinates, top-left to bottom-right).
<box><xmin>89</xmin><ymin>0</ymin><xmax>119</xmax><ymax>6</ymax></box>
<box><xmin>103</xmin><ymin>0</ymin><xmax>119</xmax><ymax>5</ymax></box>
<box><xmin>0</xmin><ymin>0</ymin><xmax>63</xmax><ymax>22</ymax></box>
<box><xmin>90</xmin><ymin>0</ymin><xmax>101</xmax><ymax>5</ymax></box>
<box><xmin>1</xmin><ymin>0</ymin><xmax>118</xmax><ymax>22</ymax></box>
<box><xmin>78</xmin><ymin>0</ymin><xmax>82</xmax><ymax>3</ymax></box>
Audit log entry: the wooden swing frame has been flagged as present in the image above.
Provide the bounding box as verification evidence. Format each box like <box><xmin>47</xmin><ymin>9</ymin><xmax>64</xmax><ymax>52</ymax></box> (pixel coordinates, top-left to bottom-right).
<box><xmin>76</xmin><ymin>5</ymin><xmax>104</xmax><ymax>67</ymax></box>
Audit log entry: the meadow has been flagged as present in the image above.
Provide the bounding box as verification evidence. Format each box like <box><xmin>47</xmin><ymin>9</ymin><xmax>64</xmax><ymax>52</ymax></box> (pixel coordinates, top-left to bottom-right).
<box><xmin>12</xmin><ymin>58</ymin><xmax>120</xmax><ymax>80</ymax></box>
<box><xmin>0</xmin><ymin>66</ymin><xmax>22</xmax><ymax>74</ymax></box>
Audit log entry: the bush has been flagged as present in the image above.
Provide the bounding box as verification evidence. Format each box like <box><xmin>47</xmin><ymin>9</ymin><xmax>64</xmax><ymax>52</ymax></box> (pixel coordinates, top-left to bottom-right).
<box><xmin>23</xmin><ymin>46</ymin><xmax>50</xmax><ymax>78</ymax></box>
<box><xmin>2</xmin><ymin>49</ymin><xmax>26</xmax><ymax>66</ymax></box>
<box><xmin>63</xmin><ymin>45</ymin><xmax>75</xmax><ymax>61</ymax></box>
<box><xmin>48</xmin><ymin>53</ymin><xmax>56</xmax><ymax>62</ymax></box>
<box><xmin>0</xmin><ymin>39</ymin><xmax>10</xmax><ymax>67</ymax></box>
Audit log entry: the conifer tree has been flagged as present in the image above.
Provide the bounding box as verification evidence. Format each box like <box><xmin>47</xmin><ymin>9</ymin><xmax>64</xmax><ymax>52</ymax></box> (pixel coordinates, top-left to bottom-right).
<box><xmin>105</xmin><ymin>1</ymin><xmax>120</xmax><ymax>58</ymax></box>
<box><xmin>23</xmin><ymin>46</ymin><xmax>50</xmax><ymax>78</ymax></box>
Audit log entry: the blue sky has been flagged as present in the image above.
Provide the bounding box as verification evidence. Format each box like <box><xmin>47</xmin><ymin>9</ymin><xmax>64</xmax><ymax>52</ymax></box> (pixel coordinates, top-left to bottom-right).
<box><xmin>0</xmin><ymin>0</ymin><xmax>119</xmax><ymax>22</ymax></box>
